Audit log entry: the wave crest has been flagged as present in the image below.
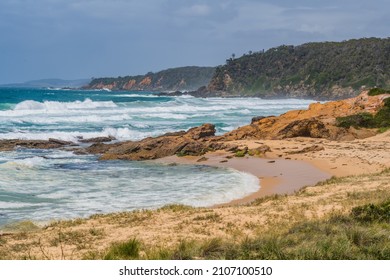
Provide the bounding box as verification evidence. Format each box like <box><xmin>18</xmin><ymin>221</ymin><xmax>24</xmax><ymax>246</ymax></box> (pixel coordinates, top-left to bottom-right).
<box><xmin>14</xmin><ymin>98</ymin><xmax>117</xmax><ymax>111</ymax></box>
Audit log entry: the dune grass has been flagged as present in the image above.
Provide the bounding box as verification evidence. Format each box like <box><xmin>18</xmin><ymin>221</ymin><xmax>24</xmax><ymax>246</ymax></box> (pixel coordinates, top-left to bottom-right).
<box><xmin>100</xmin><ymin>199</ymin><xmax>390</xmax><ymax>260</ymax></box>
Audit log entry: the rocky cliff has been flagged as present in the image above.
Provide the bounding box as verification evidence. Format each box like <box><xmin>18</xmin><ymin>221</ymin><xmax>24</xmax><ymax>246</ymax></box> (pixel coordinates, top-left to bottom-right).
<box><xmin>85</xmin><ymin>66</ymin><xmax>215</xmax><ymax>91</ymax></box>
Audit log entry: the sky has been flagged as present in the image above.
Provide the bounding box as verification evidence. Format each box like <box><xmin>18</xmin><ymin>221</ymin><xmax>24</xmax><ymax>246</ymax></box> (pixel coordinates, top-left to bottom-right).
<box><xmin>0</xmin><ymin>0</ymin><xmax>389</xmax><ymax>84</ymax></box>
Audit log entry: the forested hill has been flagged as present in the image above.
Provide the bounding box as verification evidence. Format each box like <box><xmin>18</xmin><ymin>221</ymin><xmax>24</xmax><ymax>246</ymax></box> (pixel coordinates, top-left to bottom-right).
<box><xmin>205</xmin><ymin>38</ymin><xmax>390</xmax><ymax>99</ymax></box>
<box><xmin>85</xmin><ymin>66</ymin><xmax>215</xmax><ymax>91</ymax></box>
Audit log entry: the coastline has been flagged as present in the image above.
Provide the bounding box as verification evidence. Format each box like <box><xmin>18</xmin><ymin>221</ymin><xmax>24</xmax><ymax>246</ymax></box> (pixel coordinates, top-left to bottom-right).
<box><xmin>2</xmin><ymin>129</ymin><xmax>390</xmax><ymax>260</ymax></box>
<box><xmin>1</xmin><ymin>89</ymin><xmax>390</xmax><ymax>259</ymax></box>
<box><xmin>156</xmin><ymin>131</ymin><xmax>390</xmax><ymax>207</ymax></box>
<box><xmin>155</xmin><ymin>150</ymin><xmax>332</xmax><ymax>207</ymax></box>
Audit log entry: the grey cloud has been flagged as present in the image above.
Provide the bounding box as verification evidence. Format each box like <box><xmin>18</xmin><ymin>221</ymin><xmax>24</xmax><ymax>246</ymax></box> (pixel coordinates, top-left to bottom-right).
<box><xmin>1</xmin><ymin>0</ymin><xmax>389</xmax><ymax>84</ymax></box>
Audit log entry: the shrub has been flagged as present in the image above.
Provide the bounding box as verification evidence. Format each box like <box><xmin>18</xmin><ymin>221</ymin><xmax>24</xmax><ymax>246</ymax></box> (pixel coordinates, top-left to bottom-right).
<box><xmin>336</xmin><ymin>97</ymin><xmax>390</xmax><ymax>129</ymax></box>
<box><xmin>351</xmin><ymin>200</ymin><xmax>390</xmax><ymax>223</ymax></box>
<box><xmin>368</xmin><ymin>88</ymin><xmax>390</xmax><ymax>96</ymax></box>
<box><xmin>336</xmin><ymin>113</ymin><xmax>375</xmax><ymax>128</ymax></box>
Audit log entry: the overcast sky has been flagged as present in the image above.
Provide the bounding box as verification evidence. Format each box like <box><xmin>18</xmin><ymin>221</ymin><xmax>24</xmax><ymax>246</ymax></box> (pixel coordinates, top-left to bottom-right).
<box><xmin>1</xmin><ymin>0</ymin><xmax>389</xmax><ymax>84</ymax></box>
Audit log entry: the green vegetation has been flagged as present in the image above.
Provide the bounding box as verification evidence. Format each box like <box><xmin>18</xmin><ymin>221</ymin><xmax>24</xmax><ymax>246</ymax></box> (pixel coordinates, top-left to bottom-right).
<box><xmin>351</xmin><ymin>200</ymin><xmax>390</xmax><ymax>223</ymax></box>
<box><xmin>336</xmin><ymin>113</ymin><xmax>376</xmax><ymax>128</ymax></box>
<box><xmin>209</xmin><ymin>38</ymin><xmax>390</xmax><ymax>99</ymax></box>
<box><xmin>336</xmin><ymin>97</ymin><xmax>390</xmax><ymax>129</ymax></box>
<box><xmin>158</xmin><ymin>204</ymin><xmax>193</xmax><ymax>212</ymax></box>
<box><xmin>1</xmin><ymin>221</ymin><xmax>40</xmax><ymax>232</ymax></box>
<box><xmin>88</xmin><ymin>66</ymin><xmax>215</xmax><ymax>91</ymax></box>
<box><xmin>368</xmin><ymin>88</ymin><xmax>390</xmax><ymax>96</ymax></box>
<box><xmin>103</xmin><ymin>238</ymin><xmax>140</xmax><ymax>260</ymax></box>
<box><xmin>101</xmin><ymin>199</ymin><xmax>390</xmax><ymax>260</ymax></box>
<box><xmin>234</xmin><ymin>150</ymin><xmax>247</xmax><ymax>157</ymax></box>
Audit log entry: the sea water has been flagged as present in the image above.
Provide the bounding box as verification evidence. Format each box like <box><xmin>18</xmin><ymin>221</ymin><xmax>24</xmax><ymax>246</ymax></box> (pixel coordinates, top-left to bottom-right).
<box><xmin>0</xmin><ymin>88</ymin><xmax>314</xmax><ymax>226</ymax></box>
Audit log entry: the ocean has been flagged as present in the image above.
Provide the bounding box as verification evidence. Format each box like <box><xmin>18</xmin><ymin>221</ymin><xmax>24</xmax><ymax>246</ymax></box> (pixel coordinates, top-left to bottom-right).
<box><xmin>0</xmin><ymin>87</ymin><xmax>314</xmax><ymax>226</ymax></box>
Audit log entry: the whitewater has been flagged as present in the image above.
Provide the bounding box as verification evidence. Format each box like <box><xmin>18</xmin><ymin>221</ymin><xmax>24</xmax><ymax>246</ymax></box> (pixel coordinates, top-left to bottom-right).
<box><xmin>0</xmin><ymin>88</ymin><xmax>314</xmax><ymax>226</ymax></box>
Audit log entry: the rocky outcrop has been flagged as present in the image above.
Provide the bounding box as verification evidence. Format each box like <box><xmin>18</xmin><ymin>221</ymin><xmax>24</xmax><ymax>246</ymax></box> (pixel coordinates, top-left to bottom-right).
<box><xmin>90</xmin><ymin>91</ymin><xmax>388</xmax><ymax>160</ymax></box>
<box><xmin>222</xmin><ymin>91</ymin><xmax>388</xmax><ymax>141</ymax></box>
<box><xmin>276</xmin><ymin>119</ymin><xmax>330</xmax><ymax>139</ymax></box>
<box><xmin>0</xmin><ymin>139</ymin><xmax>73</xmax><ymax>151</ymax></box>
<box><xmin>90</xmin><ymin>124</ymin><xmax>233</xmax><ymax>161</ymax></box>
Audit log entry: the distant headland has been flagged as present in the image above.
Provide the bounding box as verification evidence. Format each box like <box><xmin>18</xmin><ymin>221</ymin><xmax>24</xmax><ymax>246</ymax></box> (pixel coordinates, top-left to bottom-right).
<box><xmin>84</xmin><ymin>37</ymin><xmax>390</xmax><ymax>100</ymax></box>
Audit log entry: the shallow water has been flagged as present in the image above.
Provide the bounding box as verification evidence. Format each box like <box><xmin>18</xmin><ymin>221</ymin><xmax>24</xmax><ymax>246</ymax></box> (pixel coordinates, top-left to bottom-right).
<box><xmin>0</xmin><ymin>149</ymin><xmax>259</xmax><ymax>225</ymax></box>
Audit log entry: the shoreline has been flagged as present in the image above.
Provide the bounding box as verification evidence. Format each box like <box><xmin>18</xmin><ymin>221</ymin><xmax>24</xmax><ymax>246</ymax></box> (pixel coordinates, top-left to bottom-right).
<box><xmin>155</xmin><ymin>151</ymin><xmax>332</xmax><ymax>207</ymax></box>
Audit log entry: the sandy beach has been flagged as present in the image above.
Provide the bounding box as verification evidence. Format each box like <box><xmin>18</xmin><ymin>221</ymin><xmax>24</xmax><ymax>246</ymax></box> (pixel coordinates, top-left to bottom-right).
<box><xmin>156</xmin><ymin>129</ymin><xmax>390</xmax><ymax>206</ymax></box>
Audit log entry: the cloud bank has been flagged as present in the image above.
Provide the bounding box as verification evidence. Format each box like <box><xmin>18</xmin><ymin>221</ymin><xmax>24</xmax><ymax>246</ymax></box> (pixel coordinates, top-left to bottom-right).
<box><xmin>0</xmin><ymin>0</ymin><xmax>388</xmax><ymax>83</ymax></box>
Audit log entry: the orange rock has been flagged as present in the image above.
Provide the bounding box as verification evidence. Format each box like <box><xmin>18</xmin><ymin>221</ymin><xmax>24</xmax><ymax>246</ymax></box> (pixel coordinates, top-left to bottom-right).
<box><xmin>223</xmin><ymin>91</ymin><xmax>389</xmax><ymax>141</ymax></box>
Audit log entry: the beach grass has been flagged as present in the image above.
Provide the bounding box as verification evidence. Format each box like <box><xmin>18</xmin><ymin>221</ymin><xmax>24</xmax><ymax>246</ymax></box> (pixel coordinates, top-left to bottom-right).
<box><xmin>99</xmin><ymin>199</ymin><xmax>390</xmax><ymax>260</ymax></box>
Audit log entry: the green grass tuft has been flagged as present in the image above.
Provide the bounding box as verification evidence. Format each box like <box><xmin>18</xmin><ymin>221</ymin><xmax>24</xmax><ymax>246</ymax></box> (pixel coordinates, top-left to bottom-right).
<box><xmin>158</xmin><ymin>204</ymin><xmax>193</xmax><ymax>212</ymax></box>
<box><xmin>234</xmin><ymin>150</ymin><xmax>247</xmax><ymax>157</ymax></box>
<box><xmin>103</xmin><ymin>238</ymin><xmax>141</xmax><ymax>260</ymax></box>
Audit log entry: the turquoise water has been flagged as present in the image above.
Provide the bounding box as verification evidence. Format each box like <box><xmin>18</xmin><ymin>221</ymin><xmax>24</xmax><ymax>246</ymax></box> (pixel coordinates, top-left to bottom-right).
<box><xmin>0</xmin><ymin>88</ymin><xmax>314</xmax><ymax>226</ymax></box>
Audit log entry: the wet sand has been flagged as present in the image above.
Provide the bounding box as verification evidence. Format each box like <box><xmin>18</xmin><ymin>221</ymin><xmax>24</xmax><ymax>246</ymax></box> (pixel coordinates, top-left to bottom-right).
<box><xmin>156</xmin><ymin>152</ymin><xmax>332</xmax><ymax>206</ymax></box>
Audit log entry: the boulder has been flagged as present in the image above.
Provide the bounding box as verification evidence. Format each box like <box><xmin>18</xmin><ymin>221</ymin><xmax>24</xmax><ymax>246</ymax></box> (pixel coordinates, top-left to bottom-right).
<box><xmin>248</xmin><ymin>145</ymin><xmax>272</xmax><ymax>156</ymax></box>
<box><xmin>276</xmin><ymin>118</ymin><xmax>330</xmax><ymax>139</ymax></box>
<box><xmin>99</xmin><ymin>124</ymin><xmax>218</xmax><ymax>160</ymax></box>
<box><xmin>251</xmin><ymin>116</ymin><xmax>266</xmax><ymax>124</ymax></box>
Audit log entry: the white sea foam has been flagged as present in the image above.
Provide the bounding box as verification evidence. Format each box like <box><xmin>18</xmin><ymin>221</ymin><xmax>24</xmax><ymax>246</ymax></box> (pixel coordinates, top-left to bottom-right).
<box><xmin>220</xmin><ymin>126</ymin><xmax>235</xmax><ymax>131</ymax></box>
<box><xmin>2</xmin><ymin>157</ymin><xmax>47</xmax><ymax>169</ymax></box>
<box><xmin>177</xmin><ymin>170</ymin><xmax>260</xmax><ymax>207</ymax></box>
<box><xmin>0</xmin><ymin>127</ymin><xmax>155</xmax><ymax>142</ymax></box>
<box><xmin>142</xmin><ymin>113</ymin><xmax>189</xmax><ymax>120</ymax></box>
<box><xmin>13</xmin><ymin>98</ymin><xmax>117</xmax><ymax>112</ymax></box>
<box><xmin>0</xmin><ymin>202</ymin><xmax>46</xmax><ymax>209</ymax></box>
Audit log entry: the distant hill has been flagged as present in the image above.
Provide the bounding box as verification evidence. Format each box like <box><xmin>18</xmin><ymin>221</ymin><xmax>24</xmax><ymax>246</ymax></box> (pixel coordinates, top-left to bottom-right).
<box><xmin>85</xmin><ymin>66</ymin><xmax>216</xmax><ymax>91</ymax></box>
<box><xmin>204</xmin><ymin>37</ymin><xmax>390</xmax><ymax>99</ymax></box>
<box><xmin>1</xmin><ymin>78</ymin><xmax>91</xmax><ymax>89</ymax></box>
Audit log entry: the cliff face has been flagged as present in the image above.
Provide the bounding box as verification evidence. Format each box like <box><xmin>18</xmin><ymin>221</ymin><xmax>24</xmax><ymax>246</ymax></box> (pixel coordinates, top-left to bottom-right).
<box><xmin>204</xmin><ymin>38</ymin><xmax>390</xmax><ymax>100</ymax></box>
<box><xmin>85</xmin><ymin>66</ymin><xmax>215</xmax><ymax>91</ymax></box>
